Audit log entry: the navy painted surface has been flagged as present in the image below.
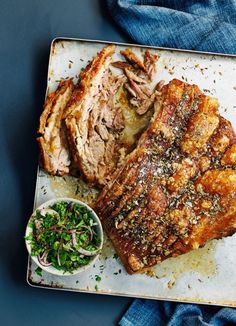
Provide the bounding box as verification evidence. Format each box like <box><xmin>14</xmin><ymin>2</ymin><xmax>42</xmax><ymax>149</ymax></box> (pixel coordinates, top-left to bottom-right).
<box><xmin>0</xmin><ymin>1</ymin><xmax>131</xmax><ymax>325</ymax></box>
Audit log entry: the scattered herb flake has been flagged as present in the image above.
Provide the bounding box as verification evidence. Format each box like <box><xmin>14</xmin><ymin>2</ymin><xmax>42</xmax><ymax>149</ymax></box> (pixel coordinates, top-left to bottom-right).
<box><xmin>35</xmin><ymin>267</ymin><xmax>42</xmax><ymax>277</ymax></box>
<box><xmin>95</xmin><ymin>275</ymin><xmax>102</xmax><ymax>282</ymax></box>
<box><xmin>75</xmin><ymin>185</ymin><xmax>80</xmax><ymax>195</ymax></box>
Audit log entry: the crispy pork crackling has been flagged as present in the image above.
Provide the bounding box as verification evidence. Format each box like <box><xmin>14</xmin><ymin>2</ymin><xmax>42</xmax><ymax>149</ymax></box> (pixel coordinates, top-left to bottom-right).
<box><xmin>95</xmin><ymin>79</ymin><xmax>236</xmax><ymax>274</ymax></box>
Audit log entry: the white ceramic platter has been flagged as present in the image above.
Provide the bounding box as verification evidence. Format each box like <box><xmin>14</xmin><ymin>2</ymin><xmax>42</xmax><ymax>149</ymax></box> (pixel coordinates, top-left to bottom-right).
<box><xmin>27</xmin><ymin>38</ymin><xmax>236</xmax><ymax>306</ymax></box>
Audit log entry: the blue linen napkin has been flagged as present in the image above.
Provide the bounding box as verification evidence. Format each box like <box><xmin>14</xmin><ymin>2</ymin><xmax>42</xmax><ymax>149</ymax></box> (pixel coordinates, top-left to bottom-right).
<box><xmin>106</xmin><ymin>1</ymin><xmax>236</xmax><ymax>325</ymax></box>
<box><xmin>107</xmin><ymin>0</ymin><xmax>236</xmax><ymax>54</ymax></box>
<box><xmin>119</xmin><ymin>300</ymin><xmax>236</xmax><ymax>326</ymax></box>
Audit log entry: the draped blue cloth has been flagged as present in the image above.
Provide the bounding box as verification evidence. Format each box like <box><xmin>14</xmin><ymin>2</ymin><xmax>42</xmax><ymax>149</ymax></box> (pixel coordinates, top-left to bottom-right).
<box><xmin>119</xmin><ymin>299</ymin><xmax>236</xmax><ymax>326</ymax></box>
<box><xmin>106</xmin><ymin>1</ymin><xmax>236</xmax><ymax>325</ymax></box>
<box><xmin>107</xmin><ymin>0</ymin><xmax>236</xmax><ymax>54</ymax></box>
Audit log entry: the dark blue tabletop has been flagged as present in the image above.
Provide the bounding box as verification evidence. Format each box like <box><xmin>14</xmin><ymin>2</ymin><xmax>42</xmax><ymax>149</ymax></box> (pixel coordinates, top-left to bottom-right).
<box><xmin>0</xmin><ymin>1</ymin><xmax>132</xmax><ymax>324</ymax></box>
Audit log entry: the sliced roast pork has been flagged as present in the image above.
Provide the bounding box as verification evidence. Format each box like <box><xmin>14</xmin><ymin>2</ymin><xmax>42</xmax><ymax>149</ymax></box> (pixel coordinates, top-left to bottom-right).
<box><xmin>65</xmin><ymin>45</ymin><xmax>127</xmax><ymax>187</ymax></box>
<box><xmin>37</xmin><ymin>45</ymin><xmax>161</xmax><ymax>185</ymax></box>
<box><xmin>37</xmin><ymin>79</ymin><xmax>74</xmax><ymax>176</ymax></box>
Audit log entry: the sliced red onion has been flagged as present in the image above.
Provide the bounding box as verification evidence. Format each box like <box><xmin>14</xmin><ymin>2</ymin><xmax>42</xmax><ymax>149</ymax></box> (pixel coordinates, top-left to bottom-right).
<box><xmin>79</xmin><ymin>225</ymin><xmax>94</xmax><ymax>241</ymax></box>
<box><xmin>40</xmin><ymin>208</ymin><xmax>60</xmax><ymax>218</ymax></box>
<box><xmin>71</xmin><ymin>231</ymin><xmax>98</xmax><ymax>256</ymax></box>
<box><xmin>77</xmin><ymin>247</ymin><xmax>100</xmax><ymax>257</ymax></box>
<box><xmin>71</xmin><ymin>232</ymin><xmax>78</xmax><ymax>247</ymax></box>
<box><xmin>38</xmin><ymin>251</ymin><xmax>52</xmax><ymax>267</ymax></box>
<box><xmin>57</xmin><ymin>250</ymin><xmax>61</xmax><ymax>266</ymax></box>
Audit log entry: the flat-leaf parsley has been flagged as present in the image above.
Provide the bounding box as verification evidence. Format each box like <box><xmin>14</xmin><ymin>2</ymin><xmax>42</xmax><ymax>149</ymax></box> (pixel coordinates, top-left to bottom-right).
<box><xmin>25</xmin><ymin>201</ymin><xmax>101</xmax><ymax>273</ymax></box>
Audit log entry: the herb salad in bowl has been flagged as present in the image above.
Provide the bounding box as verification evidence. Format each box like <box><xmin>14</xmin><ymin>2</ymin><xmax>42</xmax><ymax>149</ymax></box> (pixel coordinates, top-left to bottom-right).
<box><xmin>25</xmin><ymin>198</ymin><xmax>103</xmax><ymax>276</ymax></box>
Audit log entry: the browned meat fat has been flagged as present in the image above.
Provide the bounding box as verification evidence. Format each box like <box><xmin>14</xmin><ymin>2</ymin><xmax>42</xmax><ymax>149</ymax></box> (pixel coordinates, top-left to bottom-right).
<box><xmin>95</xmin><ymin>79</ymin><xmax>236</xmax><ymax>274</ymax></box>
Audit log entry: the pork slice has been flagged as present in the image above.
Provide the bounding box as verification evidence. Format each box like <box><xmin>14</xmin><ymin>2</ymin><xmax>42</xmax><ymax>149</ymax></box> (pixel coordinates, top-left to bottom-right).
<box><xmin>144</xmin><ymin>50</ymin><xmax>159</xmax><ymax>80</ymax></box>
<box><xmin>37</xmin><ymin>79</ymin><xmax>74</xmax><ymax>175</ymax></box>
<box><xmin>120</xmin><ymin>48</ymin><xmax>147</xmax><ymax>72</ymax></box>
<box><xmin>111</xmin><ymin>61</ymin><xmax>133</xmax><ymax>70</ymax></box>
<box><xmin>113</xmin><ymin>108</ymin><xmax>125</xmax><ymax>130</ymax></box>
<box><xmin>125</xmin><ymin>68</ymin><xmax>147</xmax><ymax>84</ymax></box>
<box><xmin>136</xmin><ymin>92</ymin><xmax>156</xmax><ymax>115</ymax></box>
<box><xmin>65</xmin><ymin>45</ymin><xmax>126</xmax><ymax>186</ymax></box>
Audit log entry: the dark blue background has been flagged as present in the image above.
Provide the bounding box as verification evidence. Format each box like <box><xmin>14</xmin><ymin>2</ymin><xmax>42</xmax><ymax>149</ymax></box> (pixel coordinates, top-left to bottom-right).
<box><xmin>0</xmin><ymin>1</ymin><xmax>132</xmax><ymax>324</ymax></box>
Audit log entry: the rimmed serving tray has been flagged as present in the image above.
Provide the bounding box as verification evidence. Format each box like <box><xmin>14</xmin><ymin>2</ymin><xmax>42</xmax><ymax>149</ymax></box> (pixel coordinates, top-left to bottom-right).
<box><xmin>27</xmin><ymin>37</ymin><xmax>236</xmax><ymax>306</ymax></box>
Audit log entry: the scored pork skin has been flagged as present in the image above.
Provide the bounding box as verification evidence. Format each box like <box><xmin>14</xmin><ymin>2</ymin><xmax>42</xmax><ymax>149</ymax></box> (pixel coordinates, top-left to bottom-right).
<box><xmin>95</xmin><ymin>79</ymin><xmax>236</xmax><ymax>274</ymax></box>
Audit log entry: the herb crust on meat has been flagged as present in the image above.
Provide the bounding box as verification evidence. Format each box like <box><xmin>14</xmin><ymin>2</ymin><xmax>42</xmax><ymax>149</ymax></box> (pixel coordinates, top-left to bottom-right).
<box><xmin>95</xmin><ymin>79</ymin><xmax>236</xmax><ymax>274</ymax></box>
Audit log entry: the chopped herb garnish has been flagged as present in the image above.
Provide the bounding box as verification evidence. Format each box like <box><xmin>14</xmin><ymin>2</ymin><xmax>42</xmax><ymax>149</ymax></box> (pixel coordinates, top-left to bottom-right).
<box><xmin>75</xmin><ymin>185</ymin><xmax>80</xmax><ymax>195</ymax></box>
<box><xmin>95</xmin><ymin>284</ymin><xmax>98</xmax><ymax>291</ymax></box>
<box><xmin>95</xmin><ymin>275</ymin><xmax>102</xmax><ymax>282</ymax></box>
<box><xmin>26</xmin><ymin>201</ymin><xmax>101</xmax><ymax>273</ymax></box>
<box><xmin>25</xmin><ymin>233</ymin><xmax>34</xmax><ymax>241</ymax></box>
<box><xmin>113</xmin><ymin>253</ymin><xmax>118</xmax><ymax>259</ymax></box>
<box><xmin>35</xmin><ymin>267</ymin><xmax>42</xmax><ymax>277</ymax></box>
